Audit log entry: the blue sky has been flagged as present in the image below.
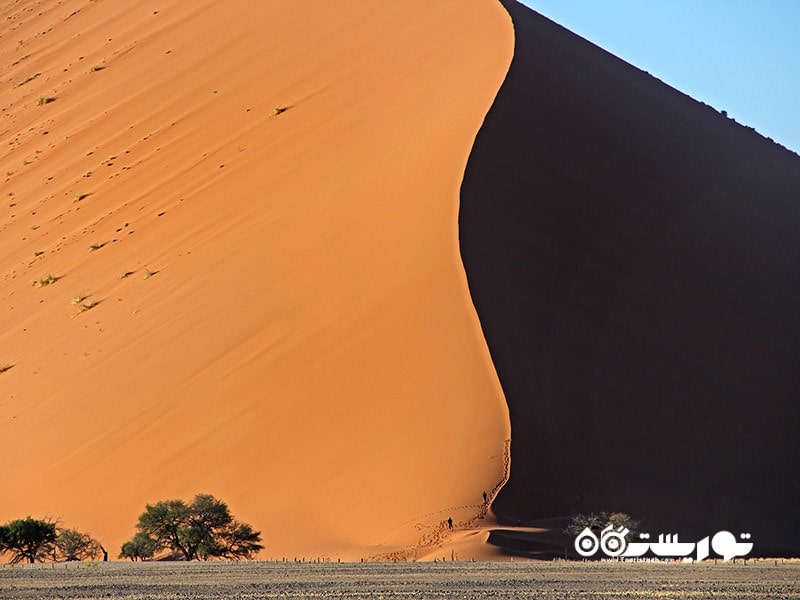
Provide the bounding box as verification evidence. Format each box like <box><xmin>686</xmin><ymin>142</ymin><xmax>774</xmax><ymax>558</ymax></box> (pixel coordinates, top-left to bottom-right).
<box><xmin>520</xmin><ymin>0</ymin><xmax>800</xmax><ymax>153</ymax></box>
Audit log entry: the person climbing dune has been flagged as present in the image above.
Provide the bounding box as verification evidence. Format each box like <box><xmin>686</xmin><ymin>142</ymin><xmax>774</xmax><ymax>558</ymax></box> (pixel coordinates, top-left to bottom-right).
<box><xmin>447</xmin><ymin>517</ymin><xmax>453</xmax><ymax>529</ymax></box>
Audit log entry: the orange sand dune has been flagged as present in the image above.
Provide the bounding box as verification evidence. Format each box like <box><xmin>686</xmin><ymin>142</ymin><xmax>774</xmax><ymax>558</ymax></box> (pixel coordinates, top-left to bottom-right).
<box><xmin>0</xmin><ymin>0</ymin><xmax>512</xmax><ymax>560</ymax></box>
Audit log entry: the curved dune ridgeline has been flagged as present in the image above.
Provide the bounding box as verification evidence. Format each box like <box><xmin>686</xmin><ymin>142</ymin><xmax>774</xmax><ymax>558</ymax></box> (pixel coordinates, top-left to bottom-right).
<box><xmin>0</xmin><ymin>1</ymin><xmax>513</xmax><ymax>560</ymax></box>
<box><xmin>460</xmin><ymin>1</ymin><xmax>800</xmax><ymax>556</ymax></box>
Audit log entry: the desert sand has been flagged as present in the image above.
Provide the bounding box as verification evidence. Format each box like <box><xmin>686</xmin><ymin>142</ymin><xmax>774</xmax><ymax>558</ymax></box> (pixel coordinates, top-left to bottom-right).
<box><xmin>0</xmin><ymin>0</ymin><xmax>512</xmax><ymax>560</ymax></box>
<box><xmin>4</xmin><ymin>0</ymin><xmax>798</xmax><ymax>563</ymax></box>
<box><xmin>461</xmin><ymin>0</ymin><xmax>800</xmax><ymax>557</ymax></box>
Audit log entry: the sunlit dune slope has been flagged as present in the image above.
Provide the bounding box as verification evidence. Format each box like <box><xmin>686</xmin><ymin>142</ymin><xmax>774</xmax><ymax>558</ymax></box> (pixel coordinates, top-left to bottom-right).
<box><xmin>461</xmin><ymin>0</ymin><xmax>800</xmax><ymax>556</ymax></box>
<box><xmin>0</xmin><ymin>0</ymin><xmax>512</xmax><ymax>560</ymax></box>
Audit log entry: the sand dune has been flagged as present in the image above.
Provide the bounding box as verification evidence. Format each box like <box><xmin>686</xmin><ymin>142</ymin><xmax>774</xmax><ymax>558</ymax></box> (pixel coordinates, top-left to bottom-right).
<box><xmin>7</xmin><ymin>0</ymin><xmax>795</xmax><ymax>562</ymax></box>
<box><xmin>461</xmin><ymin>0</ymin><xmax>800</xmax><ymax>557</ymax></box>
<box><xmin>0</xmin><ymin>0</ymin><xmax>512</xmax><ymax>560</ymax></box>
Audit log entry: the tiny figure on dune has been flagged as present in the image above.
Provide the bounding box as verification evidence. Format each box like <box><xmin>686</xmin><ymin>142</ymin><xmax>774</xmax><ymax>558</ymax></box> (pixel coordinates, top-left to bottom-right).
<box><xmin>482</xmin><ymin>491</ymin><xmax>488</xmax><ymax>504</ymax></box>
<box><xmin>447</xmin><ymin>517</ymin><xmax>453</xmax><ymax>530</ymax></box>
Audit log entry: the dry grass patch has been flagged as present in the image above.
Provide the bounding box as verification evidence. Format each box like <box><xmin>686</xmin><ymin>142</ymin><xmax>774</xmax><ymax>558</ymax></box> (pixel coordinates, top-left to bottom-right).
<box><xmin>71</xmin><ymin>293</ymin><xmax>89</xmax><ymax>306</ymax></box>
<box><xmin>33</xmin><ymin>274</ymin><xmax>58</xmax><ymax>287</ymax></box>
<box><xmin>73</xmin><ymin>297</ymin><xmax>99</xmax><ymax>315</ymax></box>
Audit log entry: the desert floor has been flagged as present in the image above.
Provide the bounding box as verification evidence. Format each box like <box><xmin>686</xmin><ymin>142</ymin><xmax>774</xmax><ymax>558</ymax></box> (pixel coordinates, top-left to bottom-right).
<box><xmin>2</xmin><ymin>560</ymin><xmax>799</xmax><ymax>599</ymax></box>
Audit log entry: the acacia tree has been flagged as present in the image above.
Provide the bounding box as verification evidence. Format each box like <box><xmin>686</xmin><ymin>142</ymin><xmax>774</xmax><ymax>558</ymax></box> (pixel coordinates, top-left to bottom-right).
<box><xmin>0</xmin><ymin>517</ymin><xmax>57</xmax><ymax>564</ymax></box>
<box><xmin>564</xmin><ymin>511</ymin><xmax>642</xmax><ymax>541</ymax></box>
<box><xmin>52</xmin><ymin>528</ymin><xmax>104</xmax><ymax>562</ymax></box>
<box><xmin>120</xmin><ymin>494</ymin><xmax>263</xmax><ymax>561</ymax></box>
<box><xmin>212</xmin><ymin>521</ymin><xmax>263</xmax><ymax>560</ymax></box>
<box><xmin>0</xmin><ymin>518</ymin><xmax>104</xmax><ymax>563</ymax></box>
<box><xmin>119</xmin><ymin>532</ymin><xmax>158</xmax><ymax>561</ymax></box>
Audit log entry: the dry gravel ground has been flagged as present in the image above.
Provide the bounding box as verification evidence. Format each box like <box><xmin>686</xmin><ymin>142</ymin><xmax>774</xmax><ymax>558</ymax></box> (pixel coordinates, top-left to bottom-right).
<box><xmin>1</xmin><ymin>560</ymin><xmax>799</xmax><ymax>599</ymax></box>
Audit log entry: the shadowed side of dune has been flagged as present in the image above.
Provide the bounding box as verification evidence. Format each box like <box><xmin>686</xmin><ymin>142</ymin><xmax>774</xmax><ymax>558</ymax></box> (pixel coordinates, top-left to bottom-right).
<box><xmin>460</xmin><ymin>0</ymin><xmax>800</xmax><ymax>556</ymax></box>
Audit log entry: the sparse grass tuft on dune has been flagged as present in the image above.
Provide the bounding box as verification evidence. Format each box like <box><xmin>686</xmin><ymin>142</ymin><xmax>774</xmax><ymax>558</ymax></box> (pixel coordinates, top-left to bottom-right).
<box><xmin>73</xmin><ymin>297</ymin><xmax>99</xmax><ymax>315</ymax></box>
<box><xmin>71</xmin><ymin>293</ymin><xmax>89</xmax><ymax>306</ymax></box>
<box><xmin>33</xmin><ymin>274</ymin><xmax>58</xmax><ymax>287</ymax></box>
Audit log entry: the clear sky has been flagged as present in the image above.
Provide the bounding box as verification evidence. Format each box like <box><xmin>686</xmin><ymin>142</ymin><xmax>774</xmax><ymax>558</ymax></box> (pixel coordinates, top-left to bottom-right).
<box><xmin>519</xmin><ymin>0</ymin><xmax>800</xmax><ymax>154</ymax></box>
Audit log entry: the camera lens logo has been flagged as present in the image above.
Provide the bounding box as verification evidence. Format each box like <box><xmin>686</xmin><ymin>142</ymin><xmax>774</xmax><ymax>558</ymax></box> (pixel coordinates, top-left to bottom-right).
<box><xmin>600</xmin><ymin>526</ymin><xmax>630</xmax><ymax>557</ymax></box>
<box><xmin>575</xmin><ymin>527</ymin><xmax>599</xmax><ymax>556</ymax></box>
<box><xmin>575</xmin><ymin>525</ymin><xmax>629</xmax><ymax>558</ymax></box>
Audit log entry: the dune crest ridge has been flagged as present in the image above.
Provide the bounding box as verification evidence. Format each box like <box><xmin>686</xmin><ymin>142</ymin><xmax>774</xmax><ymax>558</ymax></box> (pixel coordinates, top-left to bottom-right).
<box><xmin>0</xmin><ymin>0</ymin><xmax>513</xmax><ymax>560</ymax></box>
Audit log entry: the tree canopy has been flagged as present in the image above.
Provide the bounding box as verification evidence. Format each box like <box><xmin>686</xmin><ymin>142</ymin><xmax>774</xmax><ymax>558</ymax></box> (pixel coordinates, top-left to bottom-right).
<box><xmin>120</xmin><ymin>493</ymin><xmax>263</xmax><ymax>561</ymax></box>
<box><xmin>0</xmin><ymin>517</ymin><xmax>57</xmax><ymax>564</ymax></box>
<box><xmin>564</xmin><ymin>511</ymin><xmax>643</xmax><ymax>540</ymax></box>
<box><xmin>52</xmin><ymin>528</ymin><xmax>104</xmax><ymax>562</ymax></box>
<box><xmin>0</xmin><ymin>518</ymin><xmax>104</xmax><ymax>564</ymax></box>
<box><xmin>119</xmin><ymin>532</ymin><xmax>159</xmax><ymax>561</ymax></box>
